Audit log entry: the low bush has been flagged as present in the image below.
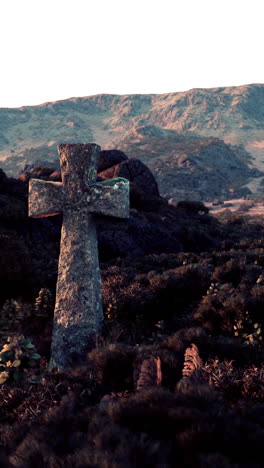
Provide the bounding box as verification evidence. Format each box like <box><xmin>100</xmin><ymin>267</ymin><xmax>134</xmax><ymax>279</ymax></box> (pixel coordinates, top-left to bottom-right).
<box><xmin>0</xmin><ymin>334</ymin><xmax>41</xmax><ymax>384</ymax></box>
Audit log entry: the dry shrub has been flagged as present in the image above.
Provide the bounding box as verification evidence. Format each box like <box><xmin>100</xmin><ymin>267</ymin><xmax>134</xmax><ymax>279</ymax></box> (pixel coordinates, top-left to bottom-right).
<box><xmin>122</xmin><ymin>252</ymin><xmax>182</xmax><ymax>274</ymax></box>
<box><xmin>142</xmin><ymin>264</ymin><xmax>210</xmax><ymax>317</ymax></box>
<box><xmin>193</xmin><ymin>292</ymin><xmax>247</xmax><ymax>335</ymax></box>
<box><xmin>241</xmin><ymin>364</ymin><xmax>264</xmax><ymax>399</ymax></box>
<box><xmin>207</xmin><ymin>335</ymin><xmax>264</xmax><ymax>371</ymax></box>
<box><xmin>239</xmin><ymin>264</ymin><xmax>263</xmax><ymax>289</ymax></box>
<box><xmin>202</xmin><ymin>358</ymin><xmax>264</xmax><ymax>402</ymax></box>
<box><xmin>136</xmin><ymin>357</ymin><xmax>162</xmax><ymax>391</ymax></box>
<box><xmin>108</xmin><ymin>387</ymin><xmax>201</xmax><ymax>439</ymax></box>
<box><xmin>201</xmin><ymin>359</ymin><xmax>242</xmax><ymax>401</ymax></box>
<box><xmin>162</xmin><ymin>327</ymin><xmax>208</xmax><ymax>354</ymax></box>
<box><xmin>212</xmin><ymin>259</ymin><xmax>244</xmax><ymax>286</ymax></box>
<box><xmin>133</xmin><ymin>345</ymin><xmax>181</xmax><ymax>391</ymax></box>
<box><xmin>85</xmin><ymin>344</ymin><xmax>136</xmax><ymax>393</ymax></box>
<box><xmin>102</xmin><ymin>263</ymin><xmax>210</xmax><ymax>324</ymax></box>
<box><xmin>101</xmin><ymin>266</ymin><xmax>156</xmax><ymax>321</ymax></box>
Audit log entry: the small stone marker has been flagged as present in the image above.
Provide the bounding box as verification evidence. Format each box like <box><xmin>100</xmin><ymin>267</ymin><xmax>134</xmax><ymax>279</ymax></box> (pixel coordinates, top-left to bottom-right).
<box><xmin>28</xmin><ymin>143</ymin><xmax>130</xmax><ymax>371</ymax></box>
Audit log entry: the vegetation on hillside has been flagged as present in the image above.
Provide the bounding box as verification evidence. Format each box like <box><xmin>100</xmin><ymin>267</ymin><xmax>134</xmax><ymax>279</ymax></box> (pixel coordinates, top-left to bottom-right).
<box><xmin>0</xmin><ymin>168</ymin><xmax>264</xmax><ymax>466</ymax></box>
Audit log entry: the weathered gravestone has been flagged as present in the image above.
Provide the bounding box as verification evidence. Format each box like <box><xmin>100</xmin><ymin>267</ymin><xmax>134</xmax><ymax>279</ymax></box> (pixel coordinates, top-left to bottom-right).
<box><xmin>28</xmin><ymin>143</ymin><xmax>130</xmax><ymax>371</ymax></box>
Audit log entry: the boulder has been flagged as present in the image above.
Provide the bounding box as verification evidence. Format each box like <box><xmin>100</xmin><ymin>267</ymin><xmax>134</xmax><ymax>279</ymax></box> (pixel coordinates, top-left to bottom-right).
<box><xmin>98</xmin><ymin>158</ymin><xmax>159</xmax><ymax>196</ymax></box>
<box><xmin>98</xmin><ymin>150</ymin><xmax>128</xmax><ymax>172</ymax></box>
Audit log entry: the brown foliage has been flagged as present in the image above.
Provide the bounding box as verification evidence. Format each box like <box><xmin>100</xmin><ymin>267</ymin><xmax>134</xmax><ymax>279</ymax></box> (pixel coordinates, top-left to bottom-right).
<box><xmin>136</xmin><ymin>357</ymin><xmax>162</xmax><ymax>391</ymax></box>
<box><xmin>182</xmin><ymin>344</ymin><xmax>203</xmax><ymax>378</ymax></box>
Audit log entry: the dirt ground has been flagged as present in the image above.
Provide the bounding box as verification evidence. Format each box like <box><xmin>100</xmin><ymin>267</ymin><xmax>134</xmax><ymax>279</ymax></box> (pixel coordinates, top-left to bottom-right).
<box><xmin>206</xmin><ymin>198</ymin><xmax>264</xmax><ymax>216</ymax></box>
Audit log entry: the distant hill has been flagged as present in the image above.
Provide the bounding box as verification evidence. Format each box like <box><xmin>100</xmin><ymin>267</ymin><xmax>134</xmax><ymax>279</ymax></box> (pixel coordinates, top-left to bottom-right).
<box><xmin>0</xmin><ymin>84</ymin><xmax>263</xmax><ymax>201</ymax></box>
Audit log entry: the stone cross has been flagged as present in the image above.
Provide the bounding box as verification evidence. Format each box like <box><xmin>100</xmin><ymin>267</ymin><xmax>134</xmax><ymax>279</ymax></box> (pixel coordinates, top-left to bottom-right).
<box><xmin>28</xmin><ymin>143</ymin><xmax>130</xmax><ymax>371</ymax></box>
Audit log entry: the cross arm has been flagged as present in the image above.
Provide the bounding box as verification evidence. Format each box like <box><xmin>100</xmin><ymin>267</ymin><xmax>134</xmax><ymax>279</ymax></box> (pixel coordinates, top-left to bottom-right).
<box><xmin>28</xmin><ymin>179</ymin><xmax>64</xmax><ymax>218</ymax></box>
<box><xmin>86</xmin><ymin>177</ymin><xmax>130</xmax><ymax>218</ymax></box>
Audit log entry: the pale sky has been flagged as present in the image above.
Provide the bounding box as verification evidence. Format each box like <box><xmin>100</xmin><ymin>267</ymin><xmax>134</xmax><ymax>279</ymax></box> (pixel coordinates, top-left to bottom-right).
<box><xmin>1</xmin><ymin>0</ymin><xmax>263</xmax><ymax>108</ymax></box>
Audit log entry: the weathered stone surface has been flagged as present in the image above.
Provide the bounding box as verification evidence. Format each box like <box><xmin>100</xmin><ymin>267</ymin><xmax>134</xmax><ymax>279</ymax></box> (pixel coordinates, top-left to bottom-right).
<box><xmin>28</xmin><ymin>179</ymin><xmax>63</xmax><ymax>217</ymax></box>
<box><xmin>87</xmin><ymin>178</ymin><xmax>130</xmax><ymax>218</ymax></box>
<box><xmin>98</xmin><ymin>158</ymin><xmax>159</xmax><ymax>196</ymax></box>
<box><xmin>98</xmin><ymin>149</ymin><xmax>128</xmax><ymax>172</ymax></box>
<box><xmin>28</xmin><ymin>143</ymin><xmax>130</xmax><ymax>371</ymax></box>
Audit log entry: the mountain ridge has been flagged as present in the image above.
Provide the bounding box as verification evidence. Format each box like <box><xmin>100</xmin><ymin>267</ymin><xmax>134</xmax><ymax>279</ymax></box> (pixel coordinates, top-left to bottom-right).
<box><xmin>0</xmin><ymin>83</ymin><xmax>263</xmax><ymax>201</ymax></box>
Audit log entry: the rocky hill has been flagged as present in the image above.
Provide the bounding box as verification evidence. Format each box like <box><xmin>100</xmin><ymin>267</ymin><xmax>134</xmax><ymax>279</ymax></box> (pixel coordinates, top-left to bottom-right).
<box><xmin>0</xmin><ymin>84</ymin><xmax>263</xmax><ymax>201</ymax></box>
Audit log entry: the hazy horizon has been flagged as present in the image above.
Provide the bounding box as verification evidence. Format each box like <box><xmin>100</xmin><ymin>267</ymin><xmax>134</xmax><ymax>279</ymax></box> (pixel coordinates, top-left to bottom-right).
<box><xmin>1</xmin><ymin>0</ymin><xmax>263</xmax><ymax>108</ymax></box>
